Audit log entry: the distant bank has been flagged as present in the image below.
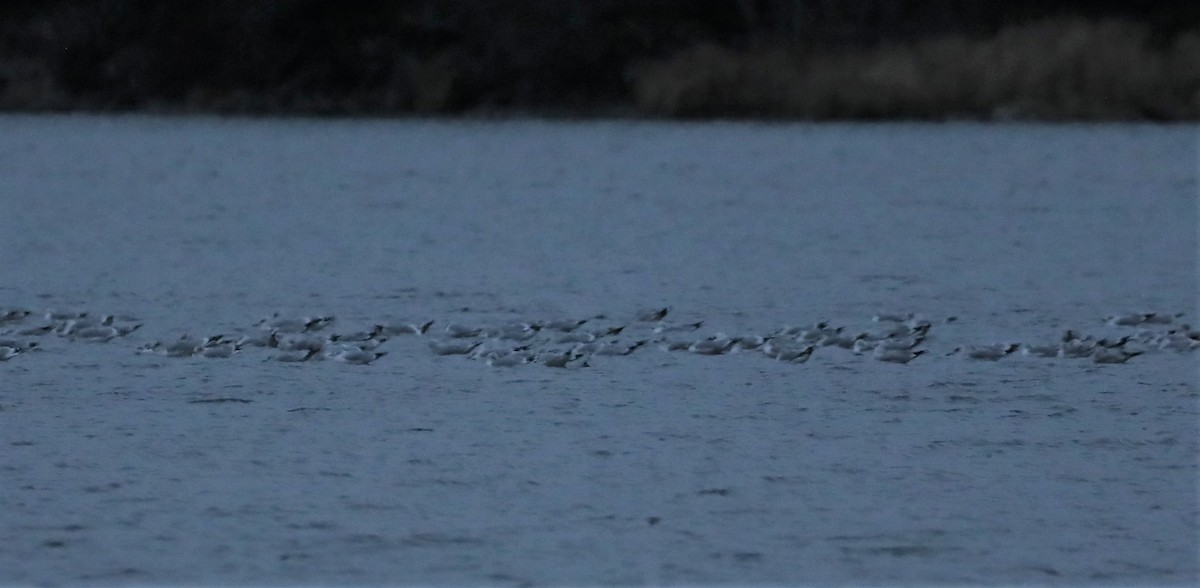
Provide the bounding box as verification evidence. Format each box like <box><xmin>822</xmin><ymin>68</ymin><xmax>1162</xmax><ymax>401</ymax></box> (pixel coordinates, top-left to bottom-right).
<box><xmin>1</xmin><ymin>8</ymin><xmax>1196</xmax><ymax>120</ymax></box>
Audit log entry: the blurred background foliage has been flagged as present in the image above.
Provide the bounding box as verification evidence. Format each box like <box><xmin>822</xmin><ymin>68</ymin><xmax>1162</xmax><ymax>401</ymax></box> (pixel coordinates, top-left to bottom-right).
<box><xmin>0</xmin><ymin>0</ymin><xmax>1196</xmax><ymax>118</ymax></box>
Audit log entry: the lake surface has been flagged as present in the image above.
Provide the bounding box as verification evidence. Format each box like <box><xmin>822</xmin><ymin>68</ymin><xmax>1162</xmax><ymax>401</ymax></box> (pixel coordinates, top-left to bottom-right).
<box><xmin>1</xmin><ymin>116</ymin><xmax>1197</xmax><ymax>585</ymax></box>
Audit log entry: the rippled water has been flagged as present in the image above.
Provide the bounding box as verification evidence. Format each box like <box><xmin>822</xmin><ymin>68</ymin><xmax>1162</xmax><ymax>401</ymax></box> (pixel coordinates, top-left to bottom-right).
<box><xmin>1</xmin><ymin>116</ymin><xmax>1196</xmax><ymax>585</ymax></box>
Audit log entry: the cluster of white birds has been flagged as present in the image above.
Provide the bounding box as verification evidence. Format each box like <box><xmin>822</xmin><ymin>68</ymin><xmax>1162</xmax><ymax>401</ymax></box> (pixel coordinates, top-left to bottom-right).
<box><xmin>1</xmin><ymin>306</ymin><xmax>1193</xmax><ymax>368</ymax></box>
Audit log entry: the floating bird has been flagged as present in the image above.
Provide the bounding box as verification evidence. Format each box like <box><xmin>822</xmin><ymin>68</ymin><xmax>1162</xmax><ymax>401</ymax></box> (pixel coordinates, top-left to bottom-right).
<box><xmin>539</xmin><ymin>318</ymin><xmax>588</xmax><ymax>333</ymax></box>
<box><xmin>236</xmin><ymin>331</ymin><xmax>279</xmax><ymax>348</ymax></box>
<box><xmin>140</xmin><ymin>336</ymin><xmax>200</xmax><ymax>357</ymax></box>
<box><xmin>593</xmin><ymin>340</ymin><xmax>648</xmax><ymax>356</ymax></box>
<box><xmin>45</xmin><ymin>309</ymin><xmax>87</xmax><ymax>322</ymax></box>
<box><xmin>0</xmin><ymin>339</ymin><xmax>37</xmax><ymax>352</ymax></box>
<box><xmin>732</xmin><ymin>334</ymin><xmax>769</xmax><ymax>351</ymax></box>
<box><xmin>1021</xmin><ymin>343</ymin><xmax>1062</xmax><ymax>358</ymax></box>
<box><xmin>377</xmin><ymin>320</ymin><xmax>434</xmax><ymax>336</ymax></box>
<box><xmin>15</xmin><ymin>324</ymin><xmax>55</xmax><ymax>336</ymax></box>
<box><xmin>557</xmin><ymin>330</ymin><xmax>597</xmax><ymax>344</ymax></box>
<box><xmin>0</xmin><ymin>309</ymin><xmax>31</xmax><ymax>324</ymax></box>
<box><xmin>635</xmin><ymin>307</ymin><xmax>669</xmax><ymax>322</ymax></box>
<box><xmin>428</xmin><ymin>339</ymin><xmax>482</xmax><ymax>356</ymax></box>
<box><xmin>328</xmin><ymin>325</ymin><xmax>385</xmax><ymax>342</ymax></box>
<box><xmin>776</xmin><ymin>345</ymin><xmax>816</xmax><ymax>363</ymax></box>
<box><xmin>265</xmin><ymin>349</ymin><xmax>321</xmax><ymax>362</ymax></box>
<box><xmin>851</xmin><ymin>338</ymin><xmax>879</xmax><ymax>355</ymax></box>
<box><xmin>875</xmin><ymin>334</ymin><xmax>925</xmax><ymax>351</ymax></box>
<box><xmin>256</xmin><ymin>313</ymin><xmax>335</xmax><ymax>333</ymax></box>
<box><xmin>490</xmin><ymin>322</ymin><xmax>542</xmax><ymax>341</ymax></box>
<box><xmin>0</xmin><ymin>345</ymin><xmax>29</xmax><ymax>361</ymax></box>
<box><xmin>873</xmin><ymin>347</ymin><xmax>925</xmax><ymax>364</ymax></box>
<box><xmin>443</xmin><ymin>322</ymin><xmax>482</xmax><ymax>338</ymax></box>
<box><xmin>71</xmin><ymin>323</ymin><xmax>141</xmax><ymax>343</ymax></box>
<box><xmin>653</xmin><ymin>321</ymin><xmax>704</xmax><ymax>334</ymax></box>
<box><xmin>485</xmin><ymin>352</ymin><xmax>534</xmax><ymax>367</ymax></box>
<box><xmin>275</xmin><ymin>333</ymin><xmax>325</xmax><ymax>352</ymax></box>
<box><xmin>949</xmin><ymin>344</ymin><xmax>1019</xmax><ymax>360</ymax></box>
<box><xmin>542</xmin><ymin>350</ymin><xmax>588</xmax><ymax>368</ymax></box>
<box><xmin>687</xmin><ymin>336</ymin><xmax>736</xmax><ymax>356</ymax></box>
<box><xmin>1092</xmin><ymin>348</ymin><xmax>1143</xmax><ymax>364</ymax></box>
<box><xmin>658</xmin><ymin>339</ymin><xmax>693</xmax><ymax>352</ymax></box>
<box><xmin>1105</xmin><ymin>313</ymin><xmax>1150</xmax><ymax>327</ymax></box>
<box><xmin>198</xmin><ymin>342</ymin><xmax>240</xmax><ymax>358</ymax></box>
<box><xmin>328</xmin><ymin>347</ymin><xmax>387</xmax><ymax>365</ymax></box>
<box><xmin>1141</xmin><ymin>312</ymin><xmax>1183</xmax><ymax>325</ymax></box>
<box><xmin>1158</xmin><ymin>333</ymin><xmax>1200</xmax><ymax>352</ymax></box>
<box><xmin>819</xmin><ymin>331</ymin><xmax>865</xmax><ymax>349</ymax></box>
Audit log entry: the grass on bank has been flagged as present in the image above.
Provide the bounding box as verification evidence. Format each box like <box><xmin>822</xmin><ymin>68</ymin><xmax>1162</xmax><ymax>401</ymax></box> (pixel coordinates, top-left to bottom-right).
<box><xmin>629</xmin><ymin>18</ymin><xmax>1200</xmax><ymax>120</ymax></box>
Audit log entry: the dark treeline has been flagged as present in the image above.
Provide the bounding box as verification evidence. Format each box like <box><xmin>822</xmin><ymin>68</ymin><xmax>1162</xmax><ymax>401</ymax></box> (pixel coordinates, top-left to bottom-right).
<box><xmin>0</xmin><ymin>0</ymin><xmax>1197</xmax><ymax>118</ymax></box>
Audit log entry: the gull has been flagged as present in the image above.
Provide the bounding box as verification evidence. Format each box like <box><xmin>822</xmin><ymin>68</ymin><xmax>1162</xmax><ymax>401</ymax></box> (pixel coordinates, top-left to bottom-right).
<box><xmin>443</xmin><ymin>323</ymin><xmax>482</xmax><ymax>338</ymax></box>
<box><xmin>428</xmin><ymin>339</ymin><xmax>482</xmax><ymax>356</ymax></box>
<box><xmin>635</xmin><ymin>307</ymin><xmax>670</xmax><ymax>322</ymax></box>
<box><xmin>71</xmin><ymin>323</ymin><xmax>142</xmax><ymax>343</ymax></box>
<box><xmin>141</xmin><ymin>336</ymin><xmax>201</xmax><ymax>357</ymax></box>
<box><xmin>592</xmin><ymin>340</ymin><xmax>648</xmax><ymax>356</ymax></box>
<box><xmin>948</xmin><ymin>344</ymin><xmax>1019</xmax><ymax>360</ymax></box>
<box><xmin>793</xmin><ymin>326</ymin><xmax>840</xmax><ymax>344</ymax></box>
<box><xmin>485</xmin><ymin>352</ymin><xmax>534</xmax><ymax>367</ymax></box>
<box><xmin>653</xmin><ymin>321</ymin><xmax>705</xmax><ymax>334</ymax></box>
<box><xmin>658</xmin><ymin>339</ymin><xmax>693</xmax><ymax>352</ymax></box>
<box><xmin>557</xmin><ymin>330</ymin><xmax>597</xmax><ymax>344</ymax></box>
<box><xmin>490</xmin><ymin>323</ymin><xmax>543</xmax><ymax>341</ymax></box>
<box><xmin>1060</xmin><ymin>335</ymin><xmax>1132</xmax><ymax>358</ymax></box>
<box><xmin>1159</xmin><ymin>333</ymin><xmax>1200</xmax><ymax>352</ymax></box>
<box><xmin>560</xmin><ymin>325</ymin><xmax>625</xmax><ymax>344</ymax></box>
<box><xmin>820</xmin><ymin>331</ymin><xmax>866</xmax><ymax>349</ymax></box>
<box><xmin>1021</xmin><ymin>343</ymin><xmax>1062</xmax><ymax>358</ymax></box>
<box><xmin>55</xmin><ymin>314</ymin><xmax>115</xmax><ymax>336</ymax></box>
<box><xmin>328</xmin><ymin>325</ymin><xmax>385</xmax><ymax>342</ymax></box>
<box><xmin>0</xmin><ymin>309</ymin><xmax>31</xmax><ymax>325</ymax></box>
<box><xmin>1141</xmin><ymin>312</ymin><xmax>1183</xmax><ymax>325</ymax></box>
<box><xmin>377</xmin><ymin>320</ymin><xmax>434</xmax><ymax>336</ymax></box>
<box><xmin>875</xmin><ymin>334</ymin><xmax>925</xmax><ymax>351</ymax></box>
<box><xmin>732</xmin><ymin>334</ymin><xmax>768</xmax><ymax>351</ymax></box>
<box><xmin>775</xmin><ymin>345</ymin><xmax>816</xmax><ymax>363</ymax></box>
<box><xmin>1175</xmin><ymin>324</ymin><xmax>1200</xmax><ymax>339</ymax></box>
<box><xmin>199</xmin><ymin>342</ymin><xmax>240</xmax><ymax>358</ymax></box>
<box><xmin>15</xmin><ymin>323</ymin><xmax>55</xmax><ymax>336</ymax></box>
<box><xmin>687</xmin><ymin>336</ymin><xmax>736</xmax><ymax>356</ymax></box>
<box><xmin>257</xmin><ymin>313</ymin><xmax>335</xmax><ymax>333</ymax></box>
<box><xmin>1092</xmin><ymin>348</ymin><xmax>1143</xmax><ymax>364</ymax></box>
<box><xmin>863</xmin><ymin>322</ymin><xmax>927</xmax><ymax>341</ymax></box>
<box><xmin>778</xmin><ymin>322</ymin><xmax>830</xmax><ymax>337</ymax></box>
<box><xmin>873</xmin><ymin>347</ymin><xmax>925</xmax><ymax>364</ymax></box>
<box><xmin>851</xmin><ymin>338</ymin><xmax>879</xmax><ymax>355</ymax></box>
<box><xmin>328</xmin><ymin>348</ymin><xmax>387</xmax><ymax>365</ymax></box>
<box><xmin>350</xmin><ymin>336</ymin><xmax>388</xmax><ymax>351</ymax></box>
<box><xmin>542</xmin><ymin>350</ymin><xmax>588</xmax><ymax>368</ymax></box>
<box><xmin>0</xmin><ymin>339</ymin><xmax>37</xmax><ymax>352</ymax></box>
<box><xmin>237</xmin><ymin>331</ymin><xmax>279</xmax><ymax>348</ymax></box>
<box><xmin>537</xmin><ymin>318</ymin><xmax>589</xmax><ymax>332</ymax></box>
<box><xmin>45</xmin><ymin>309</ymin><xmax>87</xmax><ymax>322</ymax></box>
<box><xmin>275</xmin><ymin>333</ymin><xmax>325</xmax><ymax>352</ymax></box>
<box><xmin>1105</xmin><ymin>313</ymin><xmax>1150</xmax><ymax>327</ymax></box>
<box><xmin>265</xmin><ymin>349</ymin><xmax>321</xmax><ymax>362</ymax></box>
<box><xmin>0</xmin><ymin>345</ymin><xmax>27</xmax><ymax>361</ymax></box>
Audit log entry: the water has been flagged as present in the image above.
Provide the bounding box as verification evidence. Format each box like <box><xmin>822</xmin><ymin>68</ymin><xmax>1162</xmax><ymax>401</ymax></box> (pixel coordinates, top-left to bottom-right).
<box><xmin>0</xmin><ymin>116</ymin><xmax>1196</xmax><ymax>585</ymax></box>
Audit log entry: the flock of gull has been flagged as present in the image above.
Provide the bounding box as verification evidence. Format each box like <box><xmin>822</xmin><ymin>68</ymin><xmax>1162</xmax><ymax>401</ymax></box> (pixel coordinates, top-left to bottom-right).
<box><xmin>1</xmin><ymin>305</ymin><xmax>1196</xmax><ymax>369</ymax></box>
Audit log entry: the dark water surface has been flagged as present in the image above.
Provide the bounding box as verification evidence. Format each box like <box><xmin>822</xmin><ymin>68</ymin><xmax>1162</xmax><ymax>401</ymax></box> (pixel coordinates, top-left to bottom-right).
<box><xmin>1</xmin><ymin>117</ymin><xmax>1196</xmax><ymax>585</ymax></box>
